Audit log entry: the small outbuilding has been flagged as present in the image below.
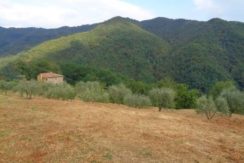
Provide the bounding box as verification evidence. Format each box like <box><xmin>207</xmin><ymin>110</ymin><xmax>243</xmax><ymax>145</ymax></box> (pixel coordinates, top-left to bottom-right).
<box><xmin>37</xmin><ymin>72</ymin><xmax>64</xmax><ymax>84</ymax></box>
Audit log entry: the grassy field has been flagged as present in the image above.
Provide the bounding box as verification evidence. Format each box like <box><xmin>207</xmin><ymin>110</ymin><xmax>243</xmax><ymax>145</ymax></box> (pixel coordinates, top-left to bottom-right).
<box><xmin>0</xmin><ymin>94</ymin><xmax>244</xmax><ymax>162</ymax></box>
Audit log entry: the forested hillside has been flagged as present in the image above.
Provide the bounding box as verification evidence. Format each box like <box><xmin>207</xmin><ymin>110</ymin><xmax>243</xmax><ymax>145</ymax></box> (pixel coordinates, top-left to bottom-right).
<box><xmin>141</xmin><ymin>17</ymin><xmax>244</xmax><ymax>90</ymax></box>
<box><xmin>0</xmin><ymin>24</ymin><xmax>95</xmax><ymax>56</ymax></box>
<box><xmin>0</xmin><ymin>17</ymin><xmax>243</xmax><ymax>92</ymax></box>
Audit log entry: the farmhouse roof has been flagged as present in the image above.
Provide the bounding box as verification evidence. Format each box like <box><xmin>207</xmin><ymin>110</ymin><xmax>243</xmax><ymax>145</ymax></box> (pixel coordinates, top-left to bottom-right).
<box><xmin>39</xmin><ymin>72</ymin><xmax>63</xmax><ymax>78</ymax></box>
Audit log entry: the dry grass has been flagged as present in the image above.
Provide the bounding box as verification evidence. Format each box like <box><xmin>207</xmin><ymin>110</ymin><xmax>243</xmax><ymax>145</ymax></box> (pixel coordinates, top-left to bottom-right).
<box><xmin>0</xmin><ymin>94</ymin><xmax>244</xmax><ymax>163</ymax></box>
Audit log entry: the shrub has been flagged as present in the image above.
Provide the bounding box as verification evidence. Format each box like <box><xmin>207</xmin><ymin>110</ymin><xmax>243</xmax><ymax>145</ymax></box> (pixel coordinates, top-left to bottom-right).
<box><xmin>108</xmin><ymin>84</ymin><xmax>132</xmax><ymax>104</ymax></box>
<box><xmin>210</xmin><ymin>81</ymin><xmax>236</xmax><ymax>99</ymax></box>
<box><xmin>126</xmin><ymin>80</ymin><xmax>152</xmax><ymax>94</ymax></box>
<box><xmin>196</xmin><ymin>96</ymin><xmax>217</xmax><ymax>120</ymax></box>
<box><xmin>175</xmin><ymin>84</ymin><xmax>199</xmax><ymax>109</ymax></box>
<box><xmin>14</xmin><ymin>80</ymin><xmax>41</xmax><ymax>99</ymax></box>
<box><xmin>149</xmin><ymin>88</ymin><xmax>175</xmax><ymax>111</ymax></box>
<box><xmin>44</xmin><ymin>83</ymin><xmax>75</xmax><ymax>100</ymax></box>
<box><xmin>75</xmin><ymin>81</ymin><xmax>109</xmax><ymax>103</ymax></box>
<box><xmin>0</xmin><ymin>80</ymin><xmax>17</xmax><ymax>94</ymax></box>
<box><xmin>215</xmin><ymin>96</ymin><xmax>231</xmax><ymax>116</ymax></box>
<box><xmin>221</xmin><ymin>89</ymin><xmax>244</xmax><ymax>115</ymax></box>
<box><xmin>123</xmin><ymin>94</ymin><xmax>151</xmax><ymax>108</ymax></box>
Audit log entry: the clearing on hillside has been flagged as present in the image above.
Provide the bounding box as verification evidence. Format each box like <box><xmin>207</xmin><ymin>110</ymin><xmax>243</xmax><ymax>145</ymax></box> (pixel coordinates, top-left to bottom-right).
<box><xmin>0</xmin><ymin>94</ymin><xmax>244</xmax><ymax>162</ymax></box>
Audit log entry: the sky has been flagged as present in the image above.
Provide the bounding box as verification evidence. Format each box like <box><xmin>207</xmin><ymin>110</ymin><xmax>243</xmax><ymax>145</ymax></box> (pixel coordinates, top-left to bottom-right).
<box><xmin>0</xmin><ymin>0</ymin><xmax>243</xmax><ymax>28</ymax></box>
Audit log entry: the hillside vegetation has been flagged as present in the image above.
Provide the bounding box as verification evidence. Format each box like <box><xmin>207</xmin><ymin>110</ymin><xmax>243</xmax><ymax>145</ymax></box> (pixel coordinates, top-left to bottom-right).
<box><xmin>0</xmin><ymin>24</ymin><xmax>95</xmax><ymax>56</ymax></box>
<box><xmin>141</xmin><ymin>17</ymin><xmax>244</xmax><ymax>90</ymax></box>
<box><xmin>0</xmin><ymin>17</ymin><xmax>170</xmax><ymax>83</ymax></box>
<box><xmin>0</xmin><ymin>17</ymin><xmax>244</xmax><ymax>91</ymax></box>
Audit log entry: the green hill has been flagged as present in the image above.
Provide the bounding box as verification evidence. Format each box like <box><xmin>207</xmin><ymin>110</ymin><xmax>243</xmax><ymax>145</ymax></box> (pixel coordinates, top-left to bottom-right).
<box><xmin>0</xmin><ymin>25</ymin><xmax>95</xmax><ymax>56</ymax></box>
<box><xmin>0</xmin><ymin>17</ymin><xmax>244</xmax><ymax>92</ymax></box>
<box><xmin>0</xmin><ymin>17</ymin><xmax>169</xmax><ymax>83</ymax></box>
<box><xmin>141</xmin><ymin>18</ymin><xmax>244</xmax><ymax>90</ymax></box>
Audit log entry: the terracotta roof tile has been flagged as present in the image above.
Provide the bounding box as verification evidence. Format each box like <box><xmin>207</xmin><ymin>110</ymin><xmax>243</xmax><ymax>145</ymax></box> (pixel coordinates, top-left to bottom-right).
<box><xmin>39</xmin><ymin>72</ymin><xmax>63</xmax><ymax>78</ymax></box>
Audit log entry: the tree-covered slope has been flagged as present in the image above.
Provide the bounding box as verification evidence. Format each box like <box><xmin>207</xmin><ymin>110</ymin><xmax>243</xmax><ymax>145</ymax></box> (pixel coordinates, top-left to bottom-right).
<box><xmin>0</xmin><ymin>17</ymin><xmax>244</xmax><ymax>92</ymax></box>
<box><xmin>141</xmin><ymin>18</ymin><xmax>244</xmax><ymax>90</ymax></box>
<box><xmin>0</xmin><ymin>24</ymin><xmax>96</xmax><ymax>56</ymax></box>
<box><xmin>1</xmin><ymin>17</ymin><xmax>169</xmax><ymax>82</ymax></box>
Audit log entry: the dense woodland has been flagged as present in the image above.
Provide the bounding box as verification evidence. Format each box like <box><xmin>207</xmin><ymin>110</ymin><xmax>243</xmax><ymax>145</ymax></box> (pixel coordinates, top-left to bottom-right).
<box><xmin>0</xmin><ymin>17</ymin><xmax>243</xmax><ymax>93</ymax></box>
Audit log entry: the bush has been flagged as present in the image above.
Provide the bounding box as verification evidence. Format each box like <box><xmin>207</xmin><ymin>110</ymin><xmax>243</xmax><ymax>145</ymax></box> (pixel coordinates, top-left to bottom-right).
<box><xmin>75</xmin><ymin>81</ymin><xmax>109</xmax><ymax>103</ymax></box>
<box><xmin>175</xmin><ymin>84</ymin><xmax>199</xmax><ymax>109</ymax></box>
<box><xmin>126</xmin><ymin>80</ymin><xmax>152</xmax><ymax>94</ymax></box>
<box><xmin>14</xmin><ymin>80</ymin><xmax>41</xmax><ymax>99</ymax></box>
<box><xmin>44</xmin><ymin>83</ymin><xmax>75</xmax><ymax>100</ymax></box>
<box><xmin>215</xmin><ymin>96</ymin><xmax>231</xmax><ymax>116</ymax></box>
<box><xmin>196</xmin><ymin>96</ymin><xmax>217</xmax><ymax>120</ymax></box>
<box><xmin>123</xmin><ymin>94</ymin><xmax>151</xmax><ymax>108</ymax></box>
<box><xmin>0</xmin><ymin>80</ymin><xmax>17</xmax><ymax>94</ymax></box>
<box><xmin>108</xmin><ymin>84</ymin><xmax>132</xmax><ymax>104</ymax></box>
<box><xmin>210</xmin><ymin>81</ymin><xmax>236</xmax><ymax>99</ymax></box>
<box><xmin>149</xmin><ymin>88</ymin><xmax>175</xmax><ymax>111</ymax></box>
<box><xmin>221</xmin><ymin>89</ymin><xmax>244</xmax><ymax>115</ymax></box>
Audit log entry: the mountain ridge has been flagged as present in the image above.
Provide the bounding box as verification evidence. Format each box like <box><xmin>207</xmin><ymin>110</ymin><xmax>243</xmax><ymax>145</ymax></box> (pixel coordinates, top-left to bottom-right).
<box><xmin>0</xmin><ymin>16</ymin><xmax>243</xmax><ymax>91</ymax></box>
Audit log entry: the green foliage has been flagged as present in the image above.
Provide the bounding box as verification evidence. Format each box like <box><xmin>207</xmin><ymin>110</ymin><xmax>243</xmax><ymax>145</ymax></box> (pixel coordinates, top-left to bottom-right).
<box><xmin>61</xmin><ymin>64</ymin><xmax>126</xmax><ymax>86</ymax></box>
<box><xmin>16</xmin><ymin>60</ymin><xmax>60</xmax><ymax>80</ymax></box>
<box><xmin>108</xmin><ymin>84</ymin><xmax>132</xmax><ymax>104</ymax></box>
<box><xmin>1</xmin><ymin>17</ymin><xmax>244</xmax><ymax>92</ymax></box>
<box><xmin>156</xmin><ymin>78</ymin><xmax>178</xmax><ymax>89</ymax></box>
<box><xmin>44</xmin><ymin>83</ymin><xmax>76</xmax><ymax>100</ymax></box>
<box><xmin>221</xmin><ymin>89</ymin><xmax>244</xmax><ymax>114</ymax></box>
<box><xmin>149</xmin><ymin>88</ymin><xmax>175</xmax><ymax>111</ymax></box>
<box><xmin>14</xmin><ymin>80</ymin><xmax>41</xmax><ymax>99</ymax></box>
<box><xmin>175</xmin><ymin>84</ymin><xmax>199</xmax><ymax>109</ymax></box>
<box><xmin>126</xmin><ymin>80</ymin><xmax>153</xmax><ymax>94</ymax></box>
<box><xmin>123</xmin><ymin>94</ymin><xmax>151</xmax><ymax>108</ymax></box>
<box><xmin>196</xmin><ymin>96</ymin><xmax>217</xmax><ymax>120</ymax></box>
<box><xmin>210</xmin><ymin>81</ymin><xmax>236</xmax><ymax>99</ymax></box>
<box><xmin>0</xmin><ymin>24</ymin><xmax>95</xmax><ymax>56</ymax></box>
<box><xmin>142</xmin><ymin>18</ymin><xmax>244</xmax><ymax>91</ymax></box>
<box><xmin>0</xmin><ymin>80</ymin><xmax>17</xmax><ymax>94</ymax></box>
<box><xmin>215</xmin><ymin>96</ymin><xmax>231</xmax><ymax>116</ymax></box>
<box><xmin>75</xmin><ymin>81</ymin><xmax>109</xmax><ymax>103</ymax></box>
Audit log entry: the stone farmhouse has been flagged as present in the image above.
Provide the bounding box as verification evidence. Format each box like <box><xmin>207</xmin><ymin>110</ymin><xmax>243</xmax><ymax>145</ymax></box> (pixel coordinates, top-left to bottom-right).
<box><xmin>37</xmin><ymin>72</ymin><xmax>64</xmax><ymax>84</ymax></box>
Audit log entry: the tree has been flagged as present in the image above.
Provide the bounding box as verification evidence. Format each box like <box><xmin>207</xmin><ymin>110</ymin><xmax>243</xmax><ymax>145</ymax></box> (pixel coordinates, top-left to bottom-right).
<box><xmin>0</xmin><ymin>80</ymin><xmax>16</xmax><ymax>95</ymax></box>
<box><xmin>215</xmin><ymin>96</ymin><xmax>231</xmax><ymax>116</ymax></box>
<box><xmin>126</xmin><ymin>80</ymin><xmax>152</xmax><ymax>95</ymax></box>
<box><xmin>108</xmin><ymin>84</ymin><xmax>132</xmax><ymax>104</ymax></box>
<box><xmin>75</xmin><ymin>81</ymin><xmax>109</xmax><ymax>103</ymax></box>
<box><xmin>15</xmin><ymin>80</ymin><xmax>40</xmax><ymax>99</ymax></box>
<box><xmin>175</xmin><ymin>84</ymin><xmax>199</xmax><ymax>109</ymax></box>
<box><xmin>123</xmin><ymin>94</ymin><xmax>151</xmax><ymax>108</ymax></box>
<box><xmin>44</xmin><ymin>83</ymin><xmax>76</xmax><ymax>100</ymax></box>
<box><xmin>149</xmin><ymin>88</ymin><xmax>175</xmax><ymax>111</ymax></box>
<box><xmin>221</xmin><ymin>89</ymin><xmax>244</xmax><ymax>115</ymax></box>
<box><xmin>210</xmin><ymin>81</ymin><xmax>236</xmax><ymax>99</ymax></box>
<box><xmin>196</xmin><ymin>96</ymin><xmax>217</xmax><ymax>120</ymax></box>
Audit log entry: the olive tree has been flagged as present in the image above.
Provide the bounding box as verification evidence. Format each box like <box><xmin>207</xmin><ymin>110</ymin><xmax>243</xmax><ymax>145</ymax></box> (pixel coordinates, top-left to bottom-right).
<box><xmin>215</xmin><ymin>96</ymin><xmax>231</xmax><ymax>116</ymax></box>
<box><xmin>196</xmin><ymin>96</ymin><xmax>217</xmax><ymax>120</ymax></box>
<box><xmin>0</xmin><ymin>80</ymin><xmax>16</xmax><ymax>95</ymax></box>
<box><xmin>44</xmin><ymin>83</ymin><xmax>76</xmax><ymax>100</ymax></box>
<box><xmin>75</xmin><ymin>81</ymin><xmax>109</xmax><ymax>103</ymax></box>
<box><xmin>15</xmin><ymin>80</ymin><xmax>40</xmax><ymax>99</ymax></box>
<box><xmin>108</xmin><ymin>84</ymin><xmax>132</xmax><ymax>104</ymax></box>
<box><xmin>149</xmin><ymin>88</ymin><xmax>176</xmax><ymax>111</ymax></box>
<box><xmin>123</xmin><ymin>94</ymin><xmax>151</xmax><ymax>108</ymax></box>
<box><xmin>221</xmin><ymin>89</ymin><xmax>244</xmax><ymax>115</ymax></box>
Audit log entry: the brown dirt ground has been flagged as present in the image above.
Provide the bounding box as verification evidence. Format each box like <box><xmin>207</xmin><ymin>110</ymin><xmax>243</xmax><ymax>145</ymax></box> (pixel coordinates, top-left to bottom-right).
<box><xmin>0</xmin><ymin>94</ymin><xmax>244</xmax><ymax>163</ymax></box>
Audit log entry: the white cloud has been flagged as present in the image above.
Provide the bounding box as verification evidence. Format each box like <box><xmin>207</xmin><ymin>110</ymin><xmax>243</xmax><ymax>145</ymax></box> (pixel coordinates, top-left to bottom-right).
<box><xmin>193</xmin><ymin>0</ymin><xmax>222</xmax><ymax>15</ymax></box>
<box><xmin>192</xmin><ymin>0</ymin><xmax>244</xmax><ymax>21</ymax></box>
<box><xmin>0</xmin><ymin>0</ymin><xmax>154</xmax><ymax>28</ymax></box>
